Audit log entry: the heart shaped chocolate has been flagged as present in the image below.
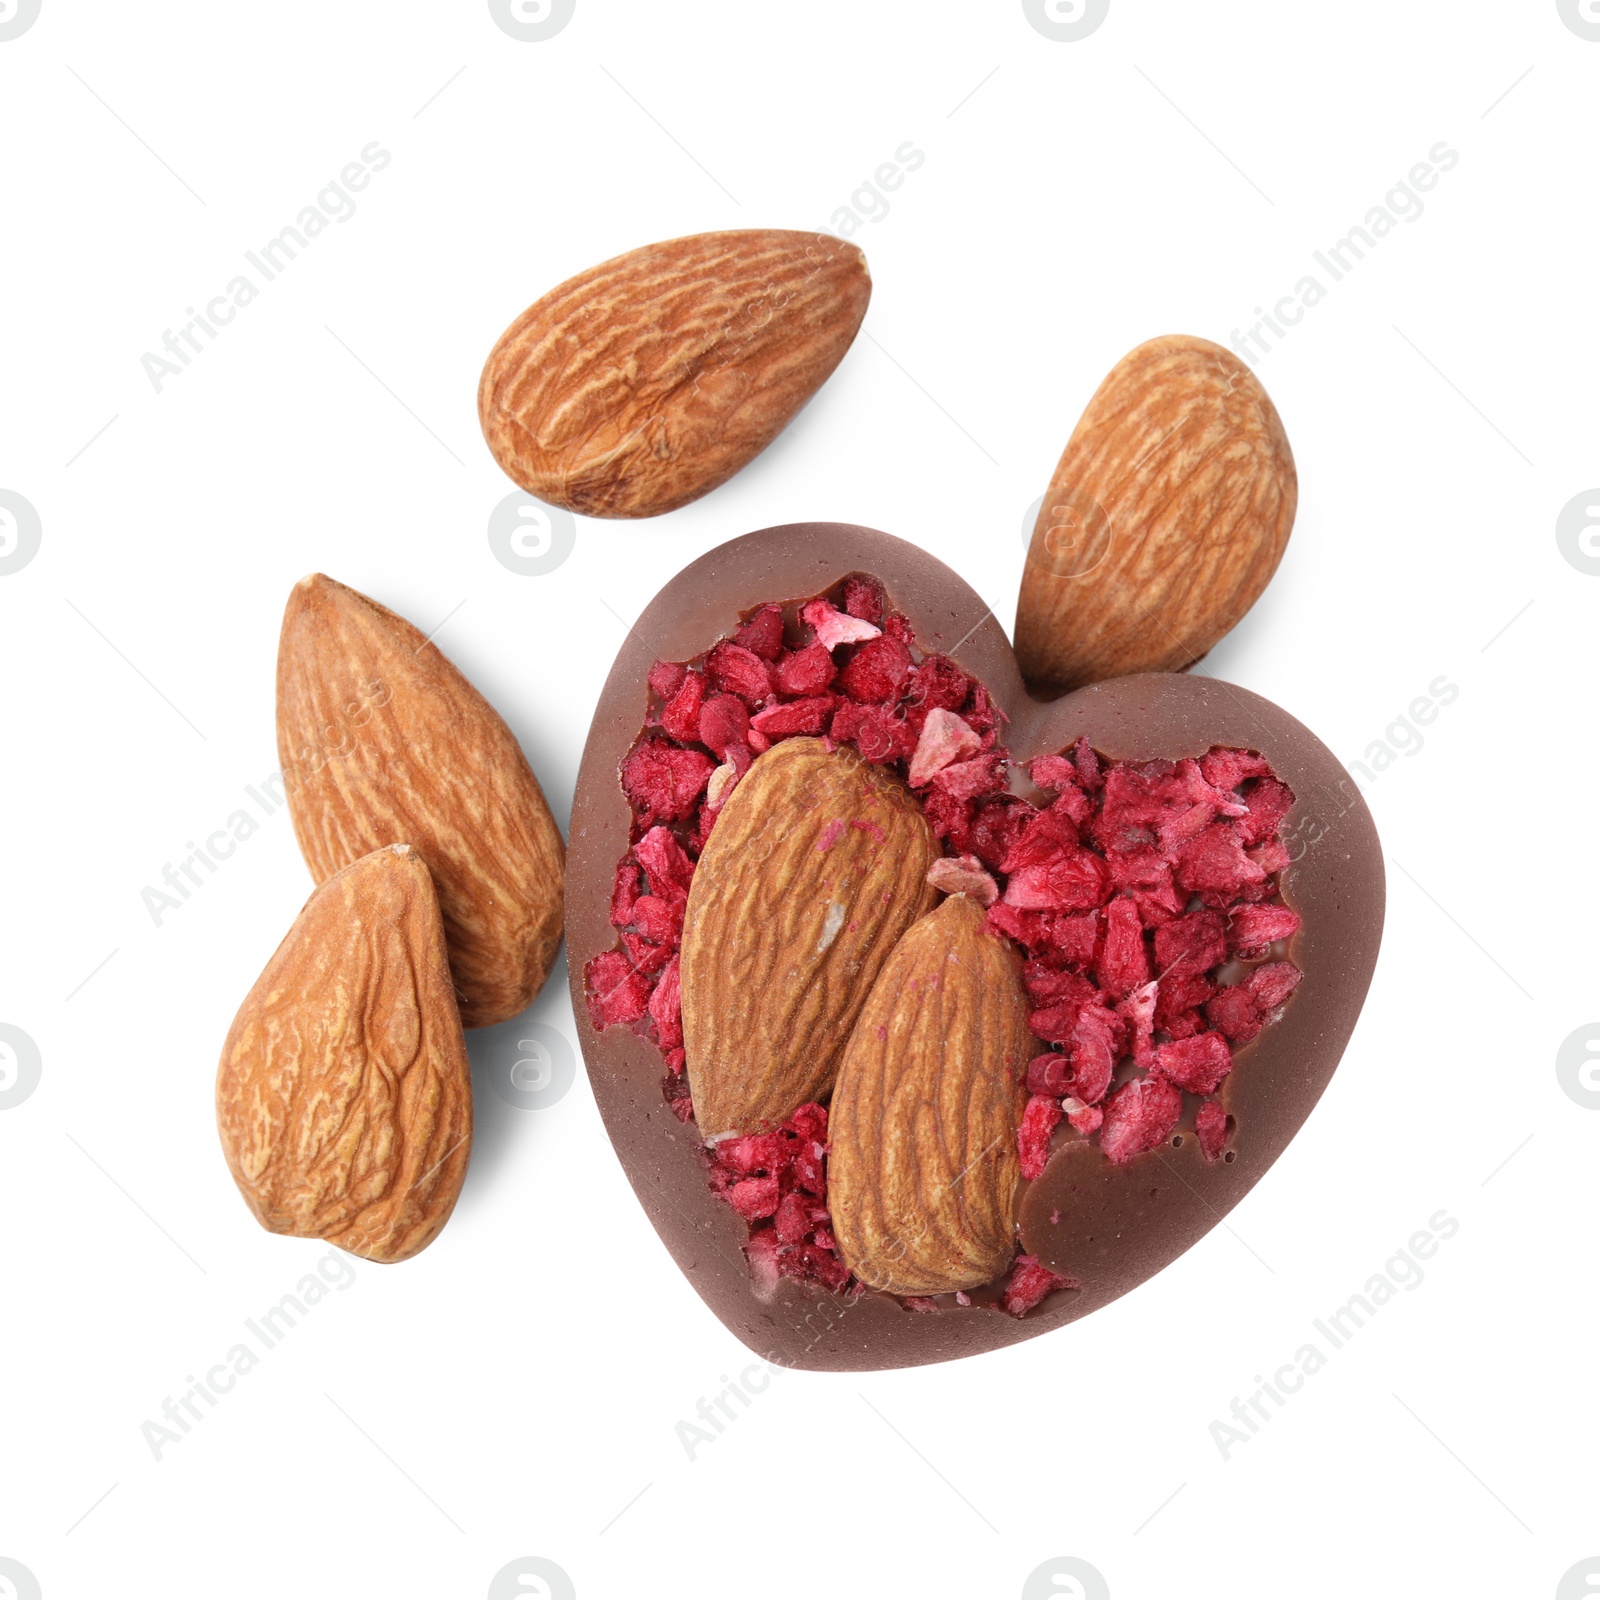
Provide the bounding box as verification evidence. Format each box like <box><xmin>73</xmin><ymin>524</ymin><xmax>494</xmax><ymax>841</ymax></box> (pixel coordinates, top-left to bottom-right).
<box><xmin>567</xmin><ymin>523</ymin><xmax>1382</xmax><ymax>1371</ymax></box>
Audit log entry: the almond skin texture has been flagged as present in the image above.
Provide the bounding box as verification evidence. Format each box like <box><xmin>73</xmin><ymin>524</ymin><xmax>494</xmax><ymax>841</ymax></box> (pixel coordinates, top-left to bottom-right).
<box><xmin>681</xmin><ymin>737</ymin><xmax>937</xmax><ymax>1138</ymax></box>
<box><xmin>829</xmin><ymin>894</ymin><xmax>1031</xmax><ymax>1296</ymax></box>
<box><xmin>1014</xmin><ymin>334</ymin><xmax>1297</xmax><ymax>696</ymax></box>
<box><xmin>477</xmin><ymin>229</ymin><xmax>871</xmax><ymax>519</ymax></box>
<box><xmin>277</xmin><ymin>573</ymin><xmax>565</xmax><ymax>1029</ymax></box>
<box><xmin>216</xmin><ymin>845</ymin><xmax>472</xmax><ymax>1264</ymax></box>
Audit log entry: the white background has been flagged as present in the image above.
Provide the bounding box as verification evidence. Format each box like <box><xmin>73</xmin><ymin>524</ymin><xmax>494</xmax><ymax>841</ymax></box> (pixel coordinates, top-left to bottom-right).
<box><xmin>1</xmin><ymin>3</ymin><xmax>1595</xmax><ymax>1597</ymax></box>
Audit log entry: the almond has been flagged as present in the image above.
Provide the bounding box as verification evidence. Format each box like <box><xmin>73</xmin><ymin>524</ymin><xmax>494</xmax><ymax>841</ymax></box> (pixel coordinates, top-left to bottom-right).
<box><xmin>1014</xmin><ymin>334</ymin><xmax>1297</xmax><ymax>695</ymax></box>
<box><xmin>825</xmin><ymin>896</ymin><xmax>1024</xmax><ymax>1292</ymax></box>
<box><xmin>477</xmin><ymin>229</ymin><xmax>871</xmax><ymax>519</ymax></box>
<box><xmin>829</xmin><ymin>894</ymin><xmax>1031</xmax><ymax>1296</ymax></box>
<box><xmin>680</xmin><ymin>737</ymin><xmax>937</xmax><ymax>1138</ymax></box>
<box><xmin>277</xmin><ymin>573</ymin><xmax>564</xmax><ymax>1029</ymax></box>
<box><xmin>216</xmin><ymin>845</ymin><xmax>472</xmax><ymax>1264</ymax></box>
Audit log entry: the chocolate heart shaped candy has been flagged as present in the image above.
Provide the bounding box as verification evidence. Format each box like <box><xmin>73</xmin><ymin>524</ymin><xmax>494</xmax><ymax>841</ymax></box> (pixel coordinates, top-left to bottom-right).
<box><xmin>567</xmin><ymin>524</ymin><xmax>1382</xmax><ymax>1371</ymax></box>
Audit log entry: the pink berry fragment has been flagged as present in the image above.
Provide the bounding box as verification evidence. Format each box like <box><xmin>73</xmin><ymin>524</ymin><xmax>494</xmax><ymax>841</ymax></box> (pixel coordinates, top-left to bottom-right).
<box><xmin>1152</xmin><ymin>1030</ymin><xmax>1233</xmax><ymax>1095</ymax></box>
<box><xmin>802</xmin><ymin>597</ymin><xmax>881</xmax><ymax>649</ymax></box>
<box><xmin>1018</xmin><ymin>1094</ymin><xmax>1063</xmax><ymax>1179</ymax></box>
<box><xmin>1195</xmin><ymin>1099</ymin><xmax>1229</xmax><ymax>1162</ymax></box>
<box><xmin>1099</xmin><ymin>1077</ymin><xmax>1183</xmax><ymax>1164</ymax></box>
<box><xmin>1000</xmin><ymin>1254</ymin><xmax>1078</xmax><ymax>1317</ymax></box>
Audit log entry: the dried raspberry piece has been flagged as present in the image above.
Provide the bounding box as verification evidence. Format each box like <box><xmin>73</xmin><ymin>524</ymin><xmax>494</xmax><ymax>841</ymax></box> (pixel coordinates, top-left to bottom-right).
<box><xmin>1022</xmin><ymin>961</ymin><xmax>1092</xmax><ymax>1006</ymax></box>
<box><xmin>1018</xmin><ymin>1095</ymin><xmax>1062</xmax><ymax>1179</ymax></box>
<box><xmin>1153</xmin><ymin>909</ymin><xmax>1227</xmax><ymax>981</ymax></box>
<box><xmin>929</xmin><ymin>754</ymin><xmax>1006</xmax><ymax>804</ymax></box>
<box><xmin>648</xmin><ymin>954</ymin><xmax>683</xmax><ymax>1051</ymax></box>
<box><xmin>1195</xmin><ymin>1098</ymin><xmax>1229</xmax><ymax>1162</ymax></box>
<box><xmin>1044</xmin><ymin>911</ymin><xmax>1100</xmax><ymax>969</ymax></box>
<box><xmin>1028</xmin><ymin>754</ymin><xmax>1077</xmax><ymax>795</ymax></box>
<box><xmin>634</xmin><ymin>825</ymin><xmax>695</xmax><ymax>903</ymax></box>
<box><xmin>902</xmin><ymin>1296</ymin><xmax>940</xmax><ymax>1313</ymax></box>
<box><xmin>1067</xmin><ymin>1103</ymin><xmax>1104</xmax><ymax>1136</ymax></box>
<box><xmin>906</xmin><ymin>654</ymin><xmax>971</xmax><ymax>714</ymax></box>
<box><xmin>1204</xmin><ymin>984</ymin><xmax>1263</xmax><ymax>1043</ymax></box>
<box><xmin>922</xmin><ymin>785</ymin><xmax>976</xmax><ymax>852</ymax></box>
<box><xmin>789</xmin><ymin>1102</ymin><xmax>828</xmax><ymax>1143</ymax></box>
<box><xmin>1200</xmin><ymin>747</ymin><xmax>1272</xmax><ymax>791</ymax></box>
<box><xmin>750</xmin><ymin>696</ymin><xmax>837</xmax><ymax>739</ymax></box>
<box><xmin>970</xmin><ymin>797</ymin><xmax>1035</xmax><ymax>870</ymax></box>
<box><xmin>1105</xmin><ymin>845</ymin><xmax>1168</xmax><ymax>892</ymax></box>
<box><xmin>610</xmin><ymin>859</ymin><xmax>642</xmax><ymax>927</ymax></box>
<box><xmin>1227</xmin><ymin>904</ymin><xmax>1301</xmax><ymax>953</ymax></box>
<box><xmin>882</xmin><ymin>612</ymin><xmax>915</xmax><ymax>646</ymax></box>
<box><xmin>706</xmin><ymin>641</ymin><xmax>773</xmax><ymax>706</ymax></box>
<box><xmin>726</xmin><ymin>1177</ymin><xmax>780</xmax><ymax>1222</ymax></box>
<box><xmin>773</xmin><ymin>1190</ymin><xmax>814</xmax><ymax>1245</ymax></box>
<box><xmin>1066</xmin><ymin>737</ymin><xmax>1100</xmax><ymax>790</ymax></box>
<box><xmin>714</xmin><ymin>1132</ymin><xmax>788</xmax><ymax>1175</ymax></box>
<box><xmin>584</xmin><ymin>951</ymin><xmax>653</xmax><ymax>1029</ymax></box>
<box><xmin>746</xmin><ymin>728</ymin><xmax>771</xmax><ymax>756</ymax></box>
<box><xmin>744</xmin><ymin>1228</ymin><xmax>782</xmax><ymax>1295</ymax></box>
<box><xmin>1152</xmin><ymin>1030</ymin><xmax>1232</xmax><ymax>1094</ymax></box>
<box><xmin>926</xmin><ymin>853</ymin><xmax>998</xmax><ymax>905</ymax></box>
<box><xmin>664</xmin><ymin>1071</ymin><xmax>695</xmax><ymax>1122</ymax></box>
<box><xmin>1000</xmin><ymin>1254</ymin><xmax>1077</xmax><ymax>1317</ymax></box>
<box><xmin>631</xmin><ymin>894</ymin><xmax>682</xmax><ymax>946</ymax></box>
<box><xmin>829</xmin><ymin>701</ymin><xmax>916</xmax><ymax>764</ymax></box>
<box><xmin>1174</xmin><ymin>823</ymin><xmax>1267</xmax><ymax>896</ymax></box>
<box><xmin>774</xmin><ymin>641</ymin><xmax>837</xmax><ymax>696</ymax></box>
<box><xmin>1004</xmin><ymin>848</ymin><xmax>1109</xmax><ymax>913</ymax></box>
<box><xmin>839</xmin><ymin>635</ymin><xmax>912</xmax><ymax>703</ymax></box>
<box><xmin>1026</xmin><ymin>1053</ymin><xmax>1074</xmax><ymax>1096</ymax></box>
<box><xmin>1118</xmin><ymin>979</ymin><xmax>1158</xmax><ymax>1068</ymax></box>
<box><xmin>1001</xmin><ymin>808</ymin><xmax>1081</xmax><ymax>872</ymax></box>
<box><xmin>842</xmin><ymin>573</ymin><xmax>887</xmax><ymax>624</ymax></box>
<box><xmin>1235</xmin><ymin>776</ymin><xmax>1296</xmax><ymax>847</ymax></box>
<box><xmin>1247</xmin><ymin>960</ymin><xmax>1302</xmax><ymax>1010</ymax></box>
<box><xmin>660</xmin><ymin>669</ymin><xmax>705</xmax><ymax>744</ymax></box>
<box><xmin>1158</xmin><ymin>800</ymin><xmax>1221</xmax><ymax>858</ymax></box>
<box><xmin>648</xmin><ymin>659</ymin><xmax>688</xmax><ymax>701</ymax></box>
<box><xmin>796</xmin><ymin>1242</ymin><xmax>851</xmax><ymax>1293</ymax></box>
<box><xmin>621</xmin><ymin>932</ymin><xmax>673</xmax><ymax>976</ymax></box>
<box><xmin>698</xmin><ymin>693</ymin><xmax>750</xmax><ymax>761</ymax></box>
<box><xmin>1156</xmin><ymin>972</ymin><xmax>1217</xmax><ymax>1027</ymax></box>
<box><xmin>621</xmin><ymin>738</ymin><xmax>715</xmax><ymax>826</ymax></box>
<box><xmin>663</xmin><ymin>1046</ymin><xmax>685</xmax><ymax>1075</ymax></box>
<box><xmin>1068</xmin><ymin>1005</ymin><xmax>1120</xmax><ymax>1104</ymax></box>
<box><xmin>1099</xmin><ymin>1077</ymin><xmax>1183</xmax><ymax>1164</ymax></box>
<box><xmin>908</xmin><ymin>708</ymin><xmax>982</xmax><ymax>786</ymax></box>
<box><xmin>734</xmin><ymin>603</ymin><xmax>786</xmax><ymax>661</ymax></box>
<box><xmin>801</xmin><ymin>598</ymin><xmax>881</xmax><ymax>649</ymax></box>
<box><xmin>1248</xmin><ymin>839</ymin><xmax>1292</xmax><ymax>874</ymax></box>
<box><xmin>1177</xmin><ymin>756</ymin><xmax>1250</xmax><ymax>816</ymax></box>
<box><xmin>1099</xmin><ymin>896</ymin><xmax>1150</xmax><ymax>1000</ymax></box>
<box><xmin>1027</xmin><ymin>971</ymin><xmax>1097</xmax><ymax>1042</ymax></box>
<box><xmin>986</xmin><ymin>900</ymin><xmax>1047</xmax><ymax>952</ymax></box>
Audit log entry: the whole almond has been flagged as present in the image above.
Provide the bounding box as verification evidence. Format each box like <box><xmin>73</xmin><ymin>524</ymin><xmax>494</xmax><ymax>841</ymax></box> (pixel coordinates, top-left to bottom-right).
<box><xmin>1014</xmin><ymin>334</ymin><xmax>1297</xmax><ymax>696</ymax></box>
<box><xmin>277</xmin><ymin>573</ymin><xmax>565</xmax><ymax>1029</ymax></box>
<box><xmin>828</xmin><ymin>894</ymin><xmax>1031</xmax><ymax>1296</ymax></box>
<box><xmin>681</xmin><ymin>737</ymin><xmax>937</xmax><ymax>1139</ymax></box>
<box><xmin>216</xmin><ymin>845</ymin><xmax>472</xmax><ymax>1264</ymax></box>
<box><xmin>478</xmin><ymin>229</ymin><xmax>871</xmax><ymax>519</ymax></box>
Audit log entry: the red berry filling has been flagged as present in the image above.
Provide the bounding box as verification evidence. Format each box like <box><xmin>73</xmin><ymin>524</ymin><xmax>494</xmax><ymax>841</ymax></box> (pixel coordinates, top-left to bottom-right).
<box><xmin>587</xmin><ymin>576</ymin><xmax>1303</xmax><ymax>1316</ymax></box>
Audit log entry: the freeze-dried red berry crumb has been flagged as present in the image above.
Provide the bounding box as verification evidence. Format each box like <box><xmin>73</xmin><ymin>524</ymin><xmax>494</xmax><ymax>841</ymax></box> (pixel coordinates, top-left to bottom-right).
<box><xmin>1100</xmin><ymin>1077</ymin><xmax>1183</xmax><ymax>1165</ymax></box>
<box><xmin>594</xmin><ymin>573</ymin><xmax>1305</xmax><ymax>1314</ymax></box>
<box><xmin>1000</xmin><ymin>1254</ymin><xmax>1078</xmax><ymax>1318</ymax></box>
<box><xmin>1018</xmin><ymin>1095</ymin><xmax>1062</xmax><ymax>1179</ymax></box>
<box><xmin>1196</xmin><ymin>1099</ymin><xmax>1229</xmax><ymax>1162</ymax></box>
